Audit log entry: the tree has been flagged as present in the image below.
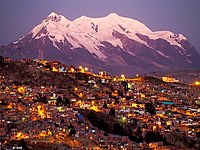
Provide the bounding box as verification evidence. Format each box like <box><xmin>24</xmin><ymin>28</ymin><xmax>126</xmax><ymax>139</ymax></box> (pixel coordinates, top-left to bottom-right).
<box><xmin>130</xmin><ymin>118</ymin><xmax>137</xmax><ymax>129</ymax></box>
<box><xmin>64</xmin><ymin>96</ymin><xmax>71</xmax><ymax>107</ymax></box>
<box><xmin>54</xmin><ymin>123</ymin><xmax>59</xmax><ymax>128</ymax></box>
<box><xmin>41</xmin><ymin>95</ymin><xmax>48</xmax><ymax>104</ymax></box>
<box><xmin>98</xmin><ymin>119</ymin><xmax>109</xmax><ymax>132</ymax></box>
<box><xmin>110</xmin><ymin>85</ymin><xmax>114</xmax><ymax>91</ymax></box>
<box><xmin>145</xmin><ymin>131</ymin><xmax>163</xmax><ymax>144</ymax></box>
<box><xmin>0</xmin><ymin>56</ymin><xmax>4</xmax><ymax>64</ymax></box>
<box><xmin>104</xmin><ymin>132</ymin><xmax>108</xmax><ymax>136</ymax></box>
<box><xmin>118</xmin><ymin>90</ymin><xmax>124</xmax><ymax>97</ymax></box>
<box><xmin>109</xmin><ymin>108</ymin><xmax>115</xmax><ymax>117</ymax></box>
<box><xmin>145</xmin><ymin>131</ymin><xmax>155</xmax><ymax>144</ymax></box>
<box><xmin>56</xmin><ymin>96</ymin><xmax>63</xmax><ymax>106</ymax></box>
<box><xmin>136</xmin><ymin>126</ymin><xmax>142</xmax><ymax>135</ymax></box>
<box><xmin>69</xmin><ymin>129</ymin><xmax>76</xmax><ymax>136</ymax></box>
<box><xmin>19</xmin><ymin>138</ymin><xmax>27</xmax><ymax>150</ymax></box>
<box><xmin>61</xmin><ymin>119</ymin><xmax>64</xmax><ymax>124</ymax></box>
<box><xmin>196</xmin><ymin>132</ymin><xmax>200</xmax><ymax>138</ymax></box>
<box><xmin>113</xmin><ymin>123</ymin><xmax>124</xmax><ymax>135</ymax></box>
<box><xmin>122</xmin><ymin>81</ymin><xmax>128</xmax><ymax>92</ymax></box>
<box><xmin>103</xmin><ymin>101</ymin><xmax>108</xmax><ymax>109</ymax></box>
<box><xmin>114</xmin><ymin>97</ymin><xmax>120</xmax><ymax>104</ymax></box>
<box><xmin>17</xmin><ymin>98</ymin><xmax>22</xmax><ymax>102</ymax></box>
<box><xmin>68</xmin><ymin>124</ymin><xmax>74</xmax><ymax>130</ymax></box>
<box><xmin>87</xmin><ymin>110</ymin><xmax>95</xmax><ymax>120</ymax></box>
<box><xmin>145</xmin><ymin>102</ymin><xmax>156</xmax><ymax>115</ymax></box>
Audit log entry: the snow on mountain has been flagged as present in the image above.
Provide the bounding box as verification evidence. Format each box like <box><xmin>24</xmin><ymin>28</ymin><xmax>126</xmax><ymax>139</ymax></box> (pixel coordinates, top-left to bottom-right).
<box><xmin>31</xmin><ymin>12</ymin><xmax>107</xmax><ymax>59</ymax></box>
<box><xmin>147</xmin><ymin>31</ymin><xmax>186</xmax><ymax>48</ymax></box>
<box><xmin>28</xmin><ymin>12</ymin><xmax>188</xmax><ymax>60</ymax></box>
<box><xmin>73</xmin><ymin>13</ymin><xmax>150</xmax><ymax>48</ymax></box>
<box><xmin>73</xmin><ymin>13</ymin><xmax>187</xmax><ymax>50</ymax></box>
<box><xmin>32</xmin><ymin>12</ymin><xmax>80</xmax><ymax>46</ymax></box>
<box><xmin>156</xmin><ymin>51</ymin><xmax>170</xmax><ymax>58</ymax></box>
<box><xmin>2</xmin><ymin>12</ymin><xmax>199</xmax><ymax>75</ymax></box>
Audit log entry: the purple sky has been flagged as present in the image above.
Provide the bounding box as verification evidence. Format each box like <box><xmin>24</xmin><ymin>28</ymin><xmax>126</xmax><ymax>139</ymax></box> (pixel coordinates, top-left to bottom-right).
<box><xmin>0</xmin><ymin>0</ymin><xmax>200</xmax><ymax>53</ymax></box>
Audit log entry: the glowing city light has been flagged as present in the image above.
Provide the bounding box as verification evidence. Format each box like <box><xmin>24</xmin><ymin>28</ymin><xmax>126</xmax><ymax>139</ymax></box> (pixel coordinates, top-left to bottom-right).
<box><xmin>194</xmin><ymin>81</ymin><xmax>200</xmax><ymax>86</ymax></box>
<box><xmin>18</xmin><ymin>86</ymin><xmax>25</xmax><ymax>94</ymax></box>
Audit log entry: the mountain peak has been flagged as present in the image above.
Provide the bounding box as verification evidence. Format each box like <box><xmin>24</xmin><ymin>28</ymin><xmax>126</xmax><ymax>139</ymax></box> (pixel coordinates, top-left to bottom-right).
<box><xmin>48</xmin><ymin>12</ymin><xmax>60</xmax><ymax>18</ymax></box>
<box><xmin>79</xmin><ymin>15</ymin><xmax>90</xmax><ymax>20</ymax></box>
<box><xmin>107</xmin><ymin>13</ymin><xmax>119</xmax><ymax>17</ymax></box>
<box><xmin>1</xmin><ymin>12</ymin><xmax>200</xmax><ymax>75</ymax></box>
<box><xmin>45</xmin><ymin>11</ymin><xmax>69</xmax><ymax>23</ymax></box>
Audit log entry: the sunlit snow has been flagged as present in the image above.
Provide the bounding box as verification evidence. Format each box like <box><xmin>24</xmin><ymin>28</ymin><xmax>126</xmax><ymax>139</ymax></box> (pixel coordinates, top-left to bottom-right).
<box><xmin>30</xmin><ymin>12</ymin><xmax>188</xmax><ymax>60</ymax></box>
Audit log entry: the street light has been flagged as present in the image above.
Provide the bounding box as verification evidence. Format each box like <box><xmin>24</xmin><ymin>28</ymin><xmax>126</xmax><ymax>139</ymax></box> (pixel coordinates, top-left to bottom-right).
<box><xmin>121</xmin><ymin>74</ymin><xmax>125</xmax><ymax>79</ymax></box>
<box><xmin>194</xmin><ymin>81</ymin><xmax>200</xmax><ymax>86</ymax></box>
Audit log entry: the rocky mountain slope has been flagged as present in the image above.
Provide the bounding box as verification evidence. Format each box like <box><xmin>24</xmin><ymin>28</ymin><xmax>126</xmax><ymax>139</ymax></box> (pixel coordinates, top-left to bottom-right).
<box><xmin>1</xmin><ymin>12</ymin><xmax>200</xmax><ymax>75</ymax></box>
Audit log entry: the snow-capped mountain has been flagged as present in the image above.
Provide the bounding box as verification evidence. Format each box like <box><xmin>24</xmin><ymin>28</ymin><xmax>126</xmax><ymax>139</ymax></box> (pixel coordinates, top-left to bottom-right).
<box><xmin>1</xmin><ymin>12</ymin><xmax>200</xmax><ymax>75</ymax></box>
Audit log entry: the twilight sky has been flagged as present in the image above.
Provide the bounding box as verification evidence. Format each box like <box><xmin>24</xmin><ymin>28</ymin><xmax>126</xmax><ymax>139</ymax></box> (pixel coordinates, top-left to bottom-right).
<box><xmin>0</xmin><ymin>0</ymin><xmax>200</xmax><ymax>53</ymax></box>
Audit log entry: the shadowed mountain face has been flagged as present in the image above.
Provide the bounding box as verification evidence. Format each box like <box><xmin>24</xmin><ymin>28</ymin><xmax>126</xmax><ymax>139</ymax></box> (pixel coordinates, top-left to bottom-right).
<box><xmin>0</xmin><ymin>12</ymin><xmax>200</xmax><ymax>75</ymax></box>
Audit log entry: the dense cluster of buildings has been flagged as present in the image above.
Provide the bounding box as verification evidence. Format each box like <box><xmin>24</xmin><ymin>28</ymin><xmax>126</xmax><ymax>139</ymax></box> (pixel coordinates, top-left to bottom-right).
<box><xmin>0</xmin><ymin>59</ymin><xmax>200</xmax><ymax>149</ymax></box>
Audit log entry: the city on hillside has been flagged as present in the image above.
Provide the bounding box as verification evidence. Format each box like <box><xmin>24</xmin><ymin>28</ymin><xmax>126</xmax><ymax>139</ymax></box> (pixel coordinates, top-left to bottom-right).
<box><xmin>0</xmin><ymin>57</ymin><xmax>200</xmax><ymax>149</ymax></box>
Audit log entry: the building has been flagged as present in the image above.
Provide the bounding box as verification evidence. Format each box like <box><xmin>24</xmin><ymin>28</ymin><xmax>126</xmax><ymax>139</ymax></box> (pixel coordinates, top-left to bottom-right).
<box><xmin>162</xmin><ymin>76</ymin><xmax>179</xmax><ymax>83</ymax></box>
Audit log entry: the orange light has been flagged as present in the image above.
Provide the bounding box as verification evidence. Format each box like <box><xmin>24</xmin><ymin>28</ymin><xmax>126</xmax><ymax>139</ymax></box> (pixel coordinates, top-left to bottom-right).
<box><xmin>16</xmin><ymin>132</ymin><xmax>22</xmax><ymax>138</ymax></box>
<box><xmin>80</xmin><ymin>68</ymin><xmax>85</xmax><ymax>73</ymax></box>
<box><xmin>32</xmin><ymin>116</ymin><xmax>37</xmax><ymax>121</ymax></box>
<box><xmin>52</xmin><ymin>67</ymin><xmax>58</xmax><ymax>72</ymax></box>
<box><xmin>39</xmin><ymin>131</ymin><xmax>46</xmax><ymax>137</ymax></box>
<box><xmin>18</xmin><ymin>105</ymin><xmax>24</xmax><ymax>111</ymax></box>
<box><xmin>91</xmin><ymin>101</ymin><xmax>95</xmax><ymax>105</ymax></box>
<box><xmin>37</xmin><ymin>105</ymin><xmax>45</xmax><ymax>118</ymax></box>
<box><xmin>15</xmin><ymin>132</ymin><xmax>26</xmax><ymax>140</ymax></box>
<box><xmin>194</xmin><ymin>81</ymin><xmax>200</xmax><ymax>86</ymax></box>
<box><xmin>90</xmin><ymin>106</ymin><xmax>99</xmax><ymax>112</ymax></box>
<box><xmin>48</xmin><ymin>129</ymin><xmax>52</xmax><ymax>136</ymax></box>
<box><xmin>121</xmin><ymin>74</ymin><xmax>125</xmax><ymax>79</ymax></box>
<box><xmin>69</xmin><ymin>68</ymin><xmax>75</xmax><ymax>73</ymax></box>
<box><xmin>79</xmin><ymin>93</ymin><xmax>83</xmax><ymax>97</ymax></box>
<box><xmin>18</xmin><ymin>86</ymin><xmax>25</xmax><ymax>94</ymax></box>
<box><xmin>153</xmin><ymin>125</ymin><xmax>157</xmax><ymax>131</ymax></box>
<box><xmin>7</xmin><ymin>102</ymin><xmax>12</xmax><ymax>109</ymax></box>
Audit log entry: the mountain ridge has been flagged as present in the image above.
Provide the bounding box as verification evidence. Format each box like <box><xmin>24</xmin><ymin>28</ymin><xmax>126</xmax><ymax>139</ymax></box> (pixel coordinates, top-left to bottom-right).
<box><xmin>0</xmin><ymin>12</ymin><xmax>200</xmax><ymax>75</ymax></box>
